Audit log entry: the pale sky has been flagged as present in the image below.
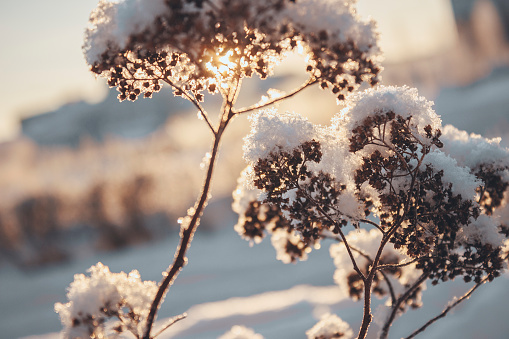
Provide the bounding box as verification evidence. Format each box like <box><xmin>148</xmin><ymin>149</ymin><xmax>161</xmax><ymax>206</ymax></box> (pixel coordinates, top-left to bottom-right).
<box><xmin>0</xmin><ymin>0</ymin><xmax>457</xmax><ymax>142</ymax></box>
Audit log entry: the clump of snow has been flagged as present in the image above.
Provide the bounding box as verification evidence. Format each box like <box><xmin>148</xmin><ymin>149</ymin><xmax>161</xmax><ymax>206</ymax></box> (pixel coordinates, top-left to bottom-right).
<box><xmin>271</xmin><ymin>228</ymin><xmax>309</xmax><ymax>264</ymax></box>
<box><xmin>306</xmin><ymin>313</ymin><xmax>354</xmax><ymax>339</ymax></box>
<box><xmin>334</xmin><ymin>85</ymin><xmax>442</xmax><ymax>145</ymax></box>
<box><xmin>54</xmin><ymin>262</ymin><xmax>157</xmax><ymax>338</ymax></box>
<box><xmin>316</xmin><ymin>124</ymin><xmax>360</xmax><ymax>184</ymax></box>
<box><xmin>421</xmin><ymin>149</ymin><xmax>481</xmax><ymax>200</ymax></box>
<box><xmin>218</xmin><ymin>325</ymin><xmax>264</xmax><ymax>339</ymax></box>
<box><xmin>243</xmin><ymin>108</ymin><xmax>316</xmax><ymax>163</ymax></box>
<box><xmin>458</xmin><ymin>215</ymin><xmax>504</xmax><ymax>248</ymax></box>
<box><xmin>84</xmin><ymin>0</ymin><xmax>168</xmax><ymax>65</ymax></box>
<box><xmin>281</xmin><ymin>0</ymin><xmax>380</xmax><ymax>56</ymax></box>
<box><xmin>441</xmin><ymin>125</ymin><xmax>509</xmax><ymax>170</ymax></box>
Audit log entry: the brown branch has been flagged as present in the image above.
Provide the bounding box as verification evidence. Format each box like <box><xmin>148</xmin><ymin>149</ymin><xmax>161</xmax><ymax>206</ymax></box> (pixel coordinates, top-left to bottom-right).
<box><xmin>404</xmin><ymin>276</ymin><xmax>489</xmax><ymax>339</ymax></box>
<box><xmin>142</xmin><ymin>110</ymin><xmax>231</xmax><ymax>339</ymax></box>
<box><xmin>376</xmin><ymin>256</ymin><xmax>424</xmax><ymax>271</ymax></box>
<box><xmin>232</xmin><ymin>78</ymin><xmax>318</xmax><ymax>115</ymax></box>
<box><xmin>162</xmin><ymin>78</ymin><xmax>215</xmax><ymax>135</ymax></box>
<box><xmin>360</xmin><ymin>218</ymin><xmax>385</xmax><ymax>234</ymax></box>
<box><xmin>151</xmin><ymin>313</ymin><xmax>187</xmax><ymax>338</ymax></box>
<box><xmin>295</xmin><ymin>186</ymin><xmax>366</xmax><ymax>281</ymax></box>
<box><xmin>379</xmin><ymin>273</ymin><xmax>429</xmax><ymax>339</ymax></box>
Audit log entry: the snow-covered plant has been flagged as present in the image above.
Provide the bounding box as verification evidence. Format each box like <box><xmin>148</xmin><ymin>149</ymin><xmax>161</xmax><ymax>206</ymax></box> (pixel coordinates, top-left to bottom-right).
<box><xmin>233</xmin><ymin>86</ymin><xmax>509</xmax><ymax>338</ymax></box>
<box><xmin>59</xmin><ymin>0</ymin><xmax>509</xmax><ymax>338</ymax></box>
<box><xmin>64</xmin><ymin>0</ymin><xmax>380</xmax><ymax>338</ymax></box>
<box><xmin>55</xmin><ymin>263</ymin><xmax>158</xmax><ymax>338</ymax></box>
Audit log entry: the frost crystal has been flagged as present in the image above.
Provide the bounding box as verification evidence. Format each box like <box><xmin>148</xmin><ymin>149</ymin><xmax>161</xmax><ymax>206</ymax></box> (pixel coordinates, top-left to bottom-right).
<box><xmin>306</xmin><ymin>313</ymin><xmax>354</xmax><ymax>339</ymax></box>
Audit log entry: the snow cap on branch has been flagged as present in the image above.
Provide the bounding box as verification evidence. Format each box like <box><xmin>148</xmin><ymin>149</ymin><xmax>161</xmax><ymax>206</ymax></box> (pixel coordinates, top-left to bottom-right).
<box><xmin>441</xmin><ymin>125</ymin><xmax>509</xmax><ymax>170</ymax></box>
<box><xmin>243</xmin><ymin>108</ymin><xmax>316</xmax><ymax>163</ymax></box>
<box><xmin>421</xmin><ymin>149</ymin><xmax>481</xmax><ymax>201</ymax></box>
<box><xmin>334</xmin><ymin>85</ymin><xmax>442</xmax><ymax>145</ymax></box>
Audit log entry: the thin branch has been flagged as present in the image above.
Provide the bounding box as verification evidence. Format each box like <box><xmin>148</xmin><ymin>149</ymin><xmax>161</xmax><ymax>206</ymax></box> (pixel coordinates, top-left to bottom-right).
<box><xmin>296</xmin><ymin>186</ymin><xmax>366</xmax><ymax>281</ymax></box>
<box><xmin>379</xmin><ymin>273</ymin><xmax>429</xmax><ymax>339</ymax></box>
<box><xmin>379</xmin><ymin>269</ymin><xmax>397</xmax><ymax>307</ymax></box>
<box><xmin>162</xmin><ymin>78</ymin><xmax>215</xmax><ymax>134</ymax></box>
<box><xmin>151</xmin><ymin>313</ymin><xmax>188</xmax><ymax>339</ymax></box>
<box><xmin>142</xmin><ymin>108</ymin><xmax>232</xmax><ymax>339</ymax></box>
<box><xmin>376</xmin><ymin>256</ymin><xmax>424</xmax><ymax>271</ymax></box>
<box><xmin>360</xmin><ymin>218</ymin><xmax>385</xmax><ymax>233</ymax></box>
<box><xmin>405</xmin><ymin>276</ymin><xmax>489</xmax><ymax>339</ymax></box>
<box><xmin>232</xmin><ymin>78</ymin><xmax>318</xmax><ymax>115</ymax></box>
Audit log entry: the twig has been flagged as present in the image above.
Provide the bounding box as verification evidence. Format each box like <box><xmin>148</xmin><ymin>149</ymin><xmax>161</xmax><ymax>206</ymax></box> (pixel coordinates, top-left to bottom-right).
<box><xmin>232</xmin><ymin>78</ymin><xmax>318</xmax><ymax>115</ymax></box>
<box><xmin>151</xmin><ymin>313</ymin><xmax>187</xmax><ymax>338</ymax></box>
<box><xmin>376</xmin><ymin>256</ymin><xmax>423</xmax><ymax>271</ymax></box>
<box><xmin>404</xmin><ymin>276</ymin><xmax>489</xmax><ymax>339</ymax></box>
<box><xmin>379</xmin><ymin>270</ymin><xmax>397</xmax><ymax>307</ymax></box>
<box><xmin>162</xmin><ymin>78</ymin><xmax>215</xmax><ymax>134</ymax></box>
<box><xmin>360</xmin><ymin>218</ymin><xmax>385</xmax><ymax>233</ymax></box>
<box><xmin>296</xmin><ymin>186</ymin><xmax>366</xmax><ymax>281</ymax></box>
<box><xmin>142</xmin><ymin>107</ymin><xmax>232</xmax><ymax>339</ymax></box>
<box><xmin>379</xmin><ymin>273</ymin><xmax>429</xmax><ymax>339</ymax></box>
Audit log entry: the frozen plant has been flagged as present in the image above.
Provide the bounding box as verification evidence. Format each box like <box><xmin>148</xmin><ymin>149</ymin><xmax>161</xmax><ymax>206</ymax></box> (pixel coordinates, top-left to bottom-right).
<box><xmin>58</xmin><ymin>0</ymin><xmax>508</xmax><ymax>338</ymax></box>
<box><xmin>234</xmin><ymin>86</ymin><xmax>509</xmax><ymax>338</ymax></box>
<box><xmin>55</xmin><ymin>263</ymin><xmax>159</xmax><ymax>338</ymax></box>
<box><xmin>65</xmin><ymin>0</ymin><xmax>380</xmax><ymax>338</ymax></box>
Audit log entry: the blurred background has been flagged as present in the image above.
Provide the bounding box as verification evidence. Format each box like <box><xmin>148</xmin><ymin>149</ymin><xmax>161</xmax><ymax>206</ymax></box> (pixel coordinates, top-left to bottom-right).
<box><xmin>0</xmin><ymin>0</ymin><xmax>508</xmax><ymax>338</ymax></box>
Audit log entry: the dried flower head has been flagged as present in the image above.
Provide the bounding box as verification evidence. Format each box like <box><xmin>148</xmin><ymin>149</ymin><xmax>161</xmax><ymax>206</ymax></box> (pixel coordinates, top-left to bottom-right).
<box><xmin>84</xmin><ymin>0</ymin><xmax>381</xmax><ymax>101</ymax></box>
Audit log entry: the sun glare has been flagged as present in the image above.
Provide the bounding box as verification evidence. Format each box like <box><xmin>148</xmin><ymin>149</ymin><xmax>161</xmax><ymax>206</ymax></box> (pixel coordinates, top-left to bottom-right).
<box><xmin>206</xmin><ymin>50</ymin><xmax>237</xmax><ymax>77</ymax></box>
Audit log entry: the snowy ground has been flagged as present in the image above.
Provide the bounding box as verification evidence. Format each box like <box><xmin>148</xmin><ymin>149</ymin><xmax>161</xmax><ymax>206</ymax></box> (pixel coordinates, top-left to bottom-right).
<box><xmin>2</xmin><ymin>226</ymin><xmax>509</xmax><ymax>339</ymax></box>
<box><xmin>1</xmin><ymin>68</ymin><xmax>509</xmax><ymax>339</ymax></box>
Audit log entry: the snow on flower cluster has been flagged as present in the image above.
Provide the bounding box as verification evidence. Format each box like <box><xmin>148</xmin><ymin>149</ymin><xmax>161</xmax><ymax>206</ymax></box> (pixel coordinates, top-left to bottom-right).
<box><xmin>55</xmin><ymin>262</ymin><xmax>157</xmax><ymax>338</ymax></box>
<box><xmin>84</xmin><ymin>0</ymin><xmax>168</xmax><ymax>65</ymax></box>
<box><xmin>84</xmin><ymin>0</ymin><xmax>381</xmax><ymax>102</ymax></box>
<box><xmin>234</xmin><ymin>85</ymin><xmax>509</xmax><ymax>286</ymax></box>
<box><xmin>441</xmin><ymin>125</ymin><xmax>509</xmax><ymax>171</ymax></box>
<box><xmin>84</xmin><ymin>0</ymin><xmax>380</xmax><ymax>66</ymax></box>
<box><xmin>421</xmin><ymin>149</ymin><xmax>481</xmax><ymax>201</ymax></box>
<box><xmin>306</xmin><ymin>313</ymin><xmax>354</xmax><ymax>339</ymax></box>
<box><xmin>243</xmin><ymin>108</ymin><xmax>316</xmax><ymax>164</ymax></box>
<box><xmin>458</xmin><ymin>215</ymin><xmax>504</xmax><ymax>247</ymax></box>
<box><xmin>232</xmin><ymin>168</ymin><xmax>313</xmax><ymax>263</ymax></box>
<box><xmin>241</xmin><ymin>108</ymin><xmax>365</xmax><ymax>223</ymax></box>
<box><xmin>218</xmin><ymin>325</ymin><xmax>264</xmax><ymax>339</ymax></box>
<box><xmin>333</xmin><ymin>85</ymin><xmax>442</xmax><ymax>147</ymax></box>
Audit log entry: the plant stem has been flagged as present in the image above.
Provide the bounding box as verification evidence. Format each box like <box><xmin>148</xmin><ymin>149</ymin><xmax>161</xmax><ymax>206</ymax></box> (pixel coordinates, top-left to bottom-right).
<box><xmin>379</xmin><ymin>273</ymin><xmax>429</xmax><ymax>339</ymax></box>
<box><xmin>142</xmin><ymin>115</ymin><xmax>231</xmax><ymax>339</ymax></box>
